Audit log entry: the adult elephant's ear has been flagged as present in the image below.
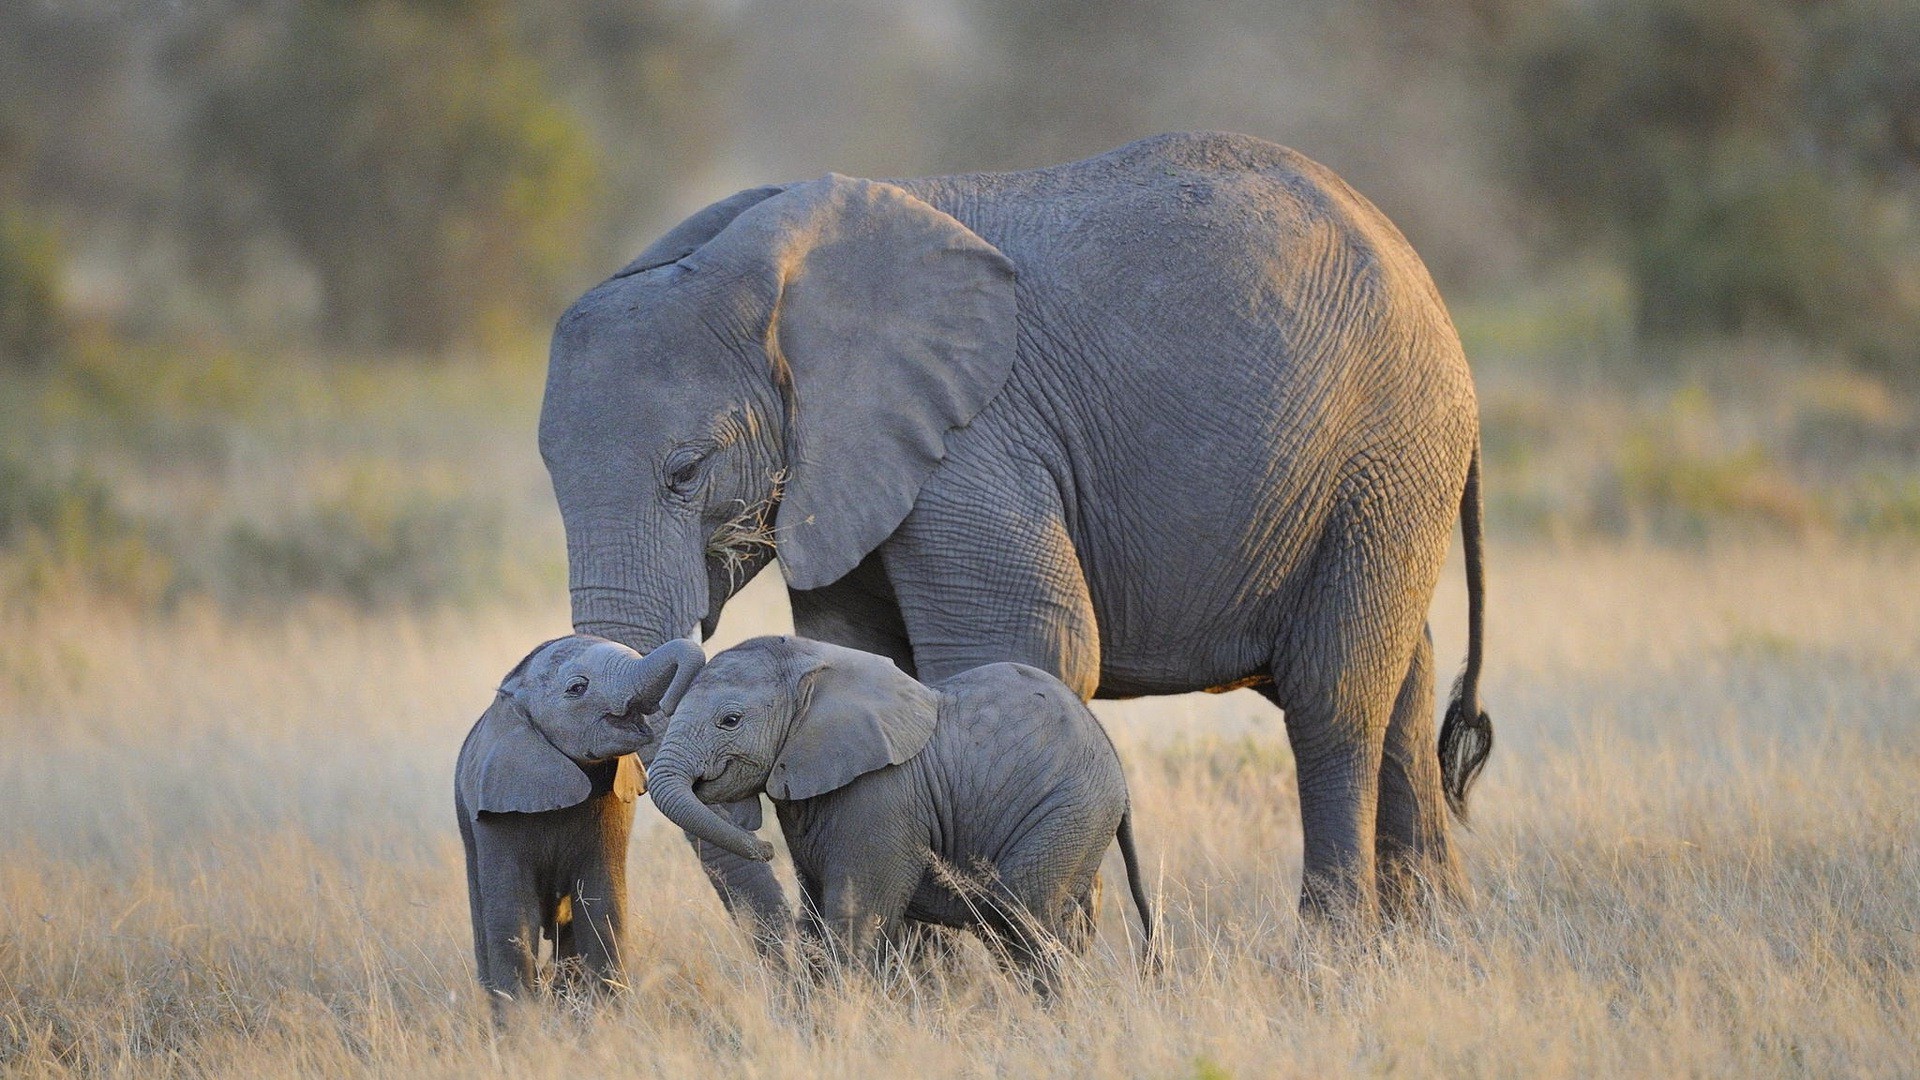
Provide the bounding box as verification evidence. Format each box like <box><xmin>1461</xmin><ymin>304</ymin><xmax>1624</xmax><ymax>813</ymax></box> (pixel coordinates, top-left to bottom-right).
<box><xmin>767</xmin><ymin>644</ymin><xmax>940</xmax><ymax>801</ymax></box>
<box><xmin>690</xmin><ymin>174</ymin><xmax>1018</xmax><ymax>591</ymax></box>
<box><xmin>609</xmin><ymin>185</ymin><xmax>788</xmax><ymax>279</ymax></box>
<box><xmin>458</xmin><ymin>695</ymin><xmax>592</xmax><ymax>817</ymax></box>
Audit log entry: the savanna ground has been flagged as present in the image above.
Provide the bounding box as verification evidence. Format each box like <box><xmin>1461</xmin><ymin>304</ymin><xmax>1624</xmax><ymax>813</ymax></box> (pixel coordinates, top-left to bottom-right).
<box><xmin>3</xmin><ymin>315</ymin><xmax>1918</xmax><ymax>1076</ymax></box>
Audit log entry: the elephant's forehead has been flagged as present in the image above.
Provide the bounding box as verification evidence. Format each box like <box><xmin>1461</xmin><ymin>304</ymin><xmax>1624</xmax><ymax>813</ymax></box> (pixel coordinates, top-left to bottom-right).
<box><xmin>692</xmin><ymin>648</ymin><xmax>781</xmax><ymax>693</ymax></box>
<box><xmin>553</xmin><ymin>275</ymin><xmax>730</xmax><ymax>387</ymax></box>
<box><xmin>532</xmin><ymin>636</ymin><xmax>601</xmax><ymax>675</ymax></box>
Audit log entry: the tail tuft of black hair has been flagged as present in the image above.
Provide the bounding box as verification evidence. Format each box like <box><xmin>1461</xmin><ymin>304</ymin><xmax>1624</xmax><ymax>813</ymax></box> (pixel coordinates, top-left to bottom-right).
<box><xmin>1439</xmin><ymin>674</ymin><xmax>1492</xmax><ymax>821</ymax></box>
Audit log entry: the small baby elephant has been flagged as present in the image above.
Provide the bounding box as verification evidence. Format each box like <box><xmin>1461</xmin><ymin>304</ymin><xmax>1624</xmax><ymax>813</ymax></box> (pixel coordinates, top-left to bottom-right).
<box><xmin>455</xmin><ymin>634</ymin><xmax>704</xmax><ymax>1019</ymax></box>
<box><xmin>646</xmin><ymin>635</ymin><xmax>1153</xmax><ymax>987</ymax></box>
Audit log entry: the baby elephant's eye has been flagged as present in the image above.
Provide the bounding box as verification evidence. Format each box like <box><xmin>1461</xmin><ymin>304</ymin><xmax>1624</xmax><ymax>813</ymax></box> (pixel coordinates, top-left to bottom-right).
<box><xmin>564</xmin><ymin>677</ymin><xmax>589</xmax><ymax>698</ymax></box>
<box><xmin>716</xmin><ymin>712</ymin><xmax>743</xmax><ymax>730</ymax></box>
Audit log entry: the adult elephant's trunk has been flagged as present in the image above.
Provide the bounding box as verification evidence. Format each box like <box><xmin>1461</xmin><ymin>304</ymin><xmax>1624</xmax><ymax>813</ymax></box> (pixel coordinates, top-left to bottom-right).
<box><xmin>648</xmin><ymin>750</ymin><xmax>774</xmax><ymax>863</ymax></box>
<box><xmin>567</xmin><ymin>525</ymin><xmax>707</xmax><ymax>653</ymax></box>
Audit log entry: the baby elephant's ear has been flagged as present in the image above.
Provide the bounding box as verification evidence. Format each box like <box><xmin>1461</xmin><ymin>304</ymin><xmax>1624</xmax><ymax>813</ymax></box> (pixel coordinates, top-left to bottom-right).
<box><xmin>767</xmin><ymin>646</ymin><xmax>938</xmax><ymax>801</ymax></box>
<box><xmin>459</xmin><ymin>695</ymin><xmax>592</xmax><ymax>817</ymax></box>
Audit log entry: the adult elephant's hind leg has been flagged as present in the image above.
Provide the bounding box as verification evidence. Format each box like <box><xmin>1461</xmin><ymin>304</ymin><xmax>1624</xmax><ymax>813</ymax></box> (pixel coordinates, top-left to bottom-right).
<box><xmin>1375</xmin><ymin>623</ymin><xmax>1466</xmax><ymax>916</ymax></box>
<box><xmin>1275</xmin><ymin>685</ymin><xmax>1388</xmax><ymax>926</ymax></box>
<box><xmin>1270</xmin><ymin>530</ymin><xmax>1429</xmax><ymax>927</ymax></box>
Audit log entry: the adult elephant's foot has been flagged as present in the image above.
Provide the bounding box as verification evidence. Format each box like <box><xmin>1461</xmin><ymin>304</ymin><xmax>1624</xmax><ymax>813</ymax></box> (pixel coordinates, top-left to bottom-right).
<box><xmin>685</xmin><ymin>797</ymin><xmax>791</xmax><ymax>945</ymax></box>
<box><xmin>1375</xmin><ymin>853</ymin><xmax>1469</xmax><ymax>923</ymax></box>
<box><xmin>1298</xmin><ymin>863</ymin><xmax>1382</xmax><ymax>933</ymax></box>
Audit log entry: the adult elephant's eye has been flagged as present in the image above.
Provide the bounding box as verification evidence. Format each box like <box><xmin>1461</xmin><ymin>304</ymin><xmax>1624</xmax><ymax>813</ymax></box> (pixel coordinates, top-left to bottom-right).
<box><xmin>716</xmin><ymin>712</ymin><xmax>743</xmax><ymax>730</ymax></box>
<box><xmin>664</xmin><ymin>447</ymin><xmax>709</xmax><ymax>493</ymax></box>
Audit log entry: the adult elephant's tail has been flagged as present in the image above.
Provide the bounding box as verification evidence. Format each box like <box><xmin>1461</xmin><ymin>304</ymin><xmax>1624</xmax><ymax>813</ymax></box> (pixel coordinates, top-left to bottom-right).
<box><xmin>1440</xmin><ymin>442</ymin><xmax>1494</xmax><ymax>820</ymax></box>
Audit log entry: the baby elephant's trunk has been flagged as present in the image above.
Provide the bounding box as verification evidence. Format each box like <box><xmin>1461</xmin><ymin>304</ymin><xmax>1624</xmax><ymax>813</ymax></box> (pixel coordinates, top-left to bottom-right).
<box><xmin>647</xmin><ymin>754</ymin><xmax>774</xmax><ymax>863</ymax></box>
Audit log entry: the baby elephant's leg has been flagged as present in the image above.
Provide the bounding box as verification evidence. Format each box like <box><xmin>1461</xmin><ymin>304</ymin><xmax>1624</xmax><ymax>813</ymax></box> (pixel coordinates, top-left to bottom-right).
<box><xmin>477</xmin><ymin>859</ymin><xmax>542</xmax><ymax>1022</ymax></box>
<box><xmin>814</xmin><ymin>849</ymin><xmax>928</xmax><ymax>977</ymax></box>
<box><xmin>975</xmin><ymin>892</ymin><xmax>1061</xmax><ymax>997</ymax></box>
<box><xmin>568</xmin><ymin>860</ymin><xmax>629</xmax><ymax>992</ymax></box>
<box><xmin>790</xmin><ymin>869</ymin><xmax>838</xmax><ymax>980</ymax></box>
<box><xmin>899</xmin><ymin>920</ymin><xmax>965</xmax><ymax>979</ymax></box>
<box><xmin>816</xmin><ymin>882</ymin><xmax>902</xmax><ymax>974</ymax></box>
<box><xmin>1061</xmin><ymin>871</ymin><xmax>1105</xmax><ymax>956</ymax></box>
<box><xmin>984</xmin><ymin>814</ymin><xmax>1117</xmax><ymax>996</ymax></box>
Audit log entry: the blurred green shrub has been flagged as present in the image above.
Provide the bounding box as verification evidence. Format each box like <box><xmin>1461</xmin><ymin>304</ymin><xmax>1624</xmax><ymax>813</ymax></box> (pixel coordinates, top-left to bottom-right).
<box><xmin>2</xmin><ymin>0</ymin><xmax>720</xmax><ymax>353</ymax></box>
<box><xmin>1475</xmin><ymin>367</ymin><xmax>1920</xmax><ymax>541</ymax></box>
<box><xmin>1606</xmin><ymin>436</ymin><xmax>1823</xmax><ymax>536</ymax></box>
<box><xmin>173</xmin><ymin>0</ymin><xmax>598</xmax><ymax>351</ymax></box>
<box><xmin>1</xmin><ymin>446</ymin><xmax>521</xmax><ymax>612</ymax></box>
<box><xmin>0</xmin><ymin>453</ymin><xmax>176</xmax><ymax>607</ymax></box>
<box><xmin>0</xmin><ymin>206</ymin><xmax>64</xmax><ymax>368</ymax></box>
<box><xmin>1509</xmin><ymin>0</ymin><xmax>1920</xmax><ymax>372</ymax></box>
<box><xmin>2</xmin><ymin>344</ymin><xmax>556</xmax><ymax>611</ymax></box>
<box><xmin>221</xmin><ymin>472</ymin><xmax>507</xmax><ymax>608</ymax></box>
<box><xmin>1844</xmin><ymin>475</ymin><xmax>1920</xmax><ymax>534</ymax></box>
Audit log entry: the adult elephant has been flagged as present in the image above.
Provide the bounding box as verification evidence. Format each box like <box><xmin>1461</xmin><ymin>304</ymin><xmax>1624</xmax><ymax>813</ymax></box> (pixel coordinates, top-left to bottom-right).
<box><xmin>542</xmin><ymin>132</ymin><xmax>1492</xmax><ymax>925</ymax></box>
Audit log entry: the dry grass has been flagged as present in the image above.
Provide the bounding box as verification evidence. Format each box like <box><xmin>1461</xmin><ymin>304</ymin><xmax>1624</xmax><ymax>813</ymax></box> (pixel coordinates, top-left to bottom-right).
<box><xmin>2</xmin><ymin>539</ymin><xmax>1916</xmax><ymax>1077</ymax></box>
<box><xmin>3</xmin><ymin>341</ymin><xmax>1916</xmax><ymax>1075</ymax></box>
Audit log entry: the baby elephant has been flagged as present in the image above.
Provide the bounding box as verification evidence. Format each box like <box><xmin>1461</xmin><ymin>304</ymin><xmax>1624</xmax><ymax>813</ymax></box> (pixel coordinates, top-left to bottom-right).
<box><xmin>455</xmin><ymin>634</ymin><xmax>703</xmax><ymax>1019</ymax></box>
<box><xmin>646</xmin><ymin>635</ymin><xmax>1153</xmax><ymax>986</ymax></box>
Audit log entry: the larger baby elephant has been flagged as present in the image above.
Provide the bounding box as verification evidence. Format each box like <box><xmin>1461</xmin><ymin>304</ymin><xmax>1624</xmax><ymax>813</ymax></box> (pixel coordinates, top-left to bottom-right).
<box><xmin>455</xmin><ymin>635</ymin><xmax>703</xmax><ymax>1019</ymax></box>
<box><xmin>647</xmin><ymin>636</ymin><xmax>1154</xmax><ymax>987</ymax></box>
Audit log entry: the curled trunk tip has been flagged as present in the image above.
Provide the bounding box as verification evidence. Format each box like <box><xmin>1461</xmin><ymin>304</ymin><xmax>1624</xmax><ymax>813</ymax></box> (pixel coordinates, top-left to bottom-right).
<box><xmin>650</xmin><ymin>767</ymin><xmax>773</xmax><ymax>862</ymax></box>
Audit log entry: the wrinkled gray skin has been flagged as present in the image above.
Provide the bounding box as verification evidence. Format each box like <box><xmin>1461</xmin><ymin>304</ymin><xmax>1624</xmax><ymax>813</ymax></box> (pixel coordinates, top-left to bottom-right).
<box><xmin>544</xmin><ymin>131</ymin><xmax>1493</xmax><ymax>925</ymax></box>
<box><xmin>648</xmin><ymin>636</ymin><xmax>1153</xmax><ymax>987</ymax></box>
<box><xmin>455</xmin><ymin>635</ymin><xmax>704</xmax><ymax>1021</ymax></box>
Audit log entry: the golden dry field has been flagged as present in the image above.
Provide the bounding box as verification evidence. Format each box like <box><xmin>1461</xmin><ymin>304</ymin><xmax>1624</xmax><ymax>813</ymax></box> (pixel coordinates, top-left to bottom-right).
<box><xmin>10</xmin><ymin>2</ymin><xmax>1920</xmax><ymax>1075</ymax></box>
<box><xmin>3</xmin><ymin>351</ymin><xmax>1918</xmax><ymax>1077</ymax></box>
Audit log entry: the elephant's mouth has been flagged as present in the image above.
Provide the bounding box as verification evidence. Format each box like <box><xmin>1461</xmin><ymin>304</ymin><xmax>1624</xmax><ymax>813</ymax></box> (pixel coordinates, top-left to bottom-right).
<box><xmin>690</xmin><ymin>755</ymin><xmax>744</xmax><ymax>799</ymax></box>
<box><xmin>603</xmin><ymin>700</ymin><xmax>652</xmax><ymax>730</ymax></box>
<box><xmin>589</xmin><ymin>703</ymin><xmax>655</xmax><ymax>759</ymax></box>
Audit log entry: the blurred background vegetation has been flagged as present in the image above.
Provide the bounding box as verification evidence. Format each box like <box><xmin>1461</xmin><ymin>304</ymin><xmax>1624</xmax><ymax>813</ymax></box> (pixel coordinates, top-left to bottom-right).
<box><xmin>3</xmin><ymin>0</ymin><xmax>1918</xmax><ymax>615</ymax></box>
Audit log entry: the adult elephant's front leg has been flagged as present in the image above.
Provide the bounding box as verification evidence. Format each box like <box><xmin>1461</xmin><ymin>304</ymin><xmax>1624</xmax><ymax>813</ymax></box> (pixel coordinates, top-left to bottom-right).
<box><xmin>880</xmin><ymin>459</ymin><xmax>1101</xmax><ymax>697</ymax></box>
<box><xmin>790</xmin><ymin>552</ymin><xmax>918</xmax><ymax>676</ymax></box>
<box><xmin>641</xmin><ymin>736</ymin><xmax>789</xmax><ymax>940</ymax></box>
<box><xmin>685</xmin><ymin>799</ymin><xmax>789</xmax><ymax>943</ymax></box>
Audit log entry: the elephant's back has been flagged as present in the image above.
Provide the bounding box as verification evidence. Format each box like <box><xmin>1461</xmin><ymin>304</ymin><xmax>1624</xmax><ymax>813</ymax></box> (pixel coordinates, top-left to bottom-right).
<box><xmin>903</xmin><ymin>132</ymin><xmax>1473</xmax><ymax>463</ymax></box>
<box><xmin>904</xmin><ymin>131</ymin><xmax>1459</xmax><ymax>349</ymax></box>
<box><xmin>933</xmin><ymin>662</ymin><xmax>1112</xmax><ymax>747</ymax></box>
<box><xmin>903</xmin><ymin>134</ymin><xmax>1480</xmax><ymax>694</ymax></box>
